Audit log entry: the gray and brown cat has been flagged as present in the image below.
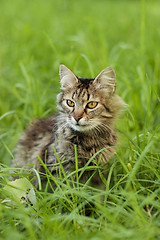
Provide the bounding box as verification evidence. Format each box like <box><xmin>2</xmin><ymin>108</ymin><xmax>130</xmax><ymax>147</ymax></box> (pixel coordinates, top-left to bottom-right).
<box><xmin>12</xmin><ymin>65</ymin><xmax>125</xmax><ymax>186</ymax></box>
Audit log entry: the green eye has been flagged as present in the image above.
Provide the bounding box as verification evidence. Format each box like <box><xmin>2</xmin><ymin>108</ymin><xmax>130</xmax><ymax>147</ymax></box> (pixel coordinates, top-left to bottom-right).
<box><xmin>86</xmin><ymin>101</ymin><xmax>98</xmax><ymax>109</ymax></box>
<box><xmin>66</xmin><ymin>99</ymin><xmax>75</xmax><ymax>107</ymax></box>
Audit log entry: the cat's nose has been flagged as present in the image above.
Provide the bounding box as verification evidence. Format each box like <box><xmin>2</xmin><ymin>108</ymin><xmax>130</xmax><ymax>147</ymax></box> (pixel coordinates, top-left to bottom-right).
<box><xmin>74</xmin><ymin>115</ymin><xmax>82</xmax><ymax>123</ymax></box>
<box><xmin>73</xmin><ymin>110</ymin><xmax>84</xmax><ymax>123</ymax></box>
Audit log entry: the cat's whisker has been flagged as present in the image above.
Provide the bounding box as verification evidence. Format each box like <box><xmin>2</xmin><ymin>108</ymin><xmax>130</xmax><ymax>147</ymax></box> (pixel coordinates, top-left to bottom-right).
<box><xmin>98</xmin><ymin>121</ymin><xmax>113</xmax><ymax>132</ymax></box>
<box><xmin>88</xmin><ymin>122</ymin><xmax>103</xmax><ymax>138</ymax></box>
<box><xmin>56</xmin><ymin>122</ymin><xmax>67</xmax><ymax>134</ymax></box>
<box><xmin>88</xmin><ymin>118</ymin><xmax>111</xmax><ymax>134</ymax></box>
<box><xmin>94</xmin><ymin>125</ymin><xmax>105</xmax><ymax>136</ymax></box>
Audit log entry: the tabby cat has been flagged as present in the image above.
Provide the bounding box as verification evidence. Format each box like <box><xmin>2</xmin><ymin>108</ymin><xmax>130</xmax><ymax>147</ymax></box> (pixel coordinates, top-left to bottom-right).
<box><xmin>13</xmin><ymin>65</ymin><xmax>125</xmax><ymax>186</ymax></box>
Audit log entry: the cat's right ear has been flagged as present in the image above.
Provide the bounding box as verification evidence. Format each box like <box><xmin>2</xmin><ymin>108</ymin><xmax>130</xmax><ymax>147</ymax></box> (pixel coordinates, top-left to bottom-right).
<box><xmin>94</xmin><ymin>66</ymin><xmax>116</xmax><ymax>95</ymax></box>
<box><xmin>59</xmin><ymin>65</ymin><xmax>78</xmax><ymax>90</ymax></box>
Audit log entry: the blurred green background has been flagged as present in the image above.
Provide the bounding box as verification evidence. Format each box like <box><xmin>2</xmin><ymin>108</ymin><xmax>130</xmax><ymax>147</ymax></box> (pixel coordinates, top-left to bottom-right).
<box><xmin>0</xmin><ymin>0</ymin><xmax>160</xmax><ymax>164</ymax></box>
<box><xmin>1</xmin><ymin>1</ymin><xmax>160</xmax><ymax>239</ymax></box>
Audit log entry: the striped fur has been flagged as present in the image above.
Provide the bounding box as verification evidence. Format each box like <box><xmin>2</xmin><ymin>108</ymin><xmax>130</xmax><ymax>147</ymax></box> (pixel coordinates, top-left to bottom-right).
<box><xmin>13</xmin><ymin>65</ymin><xmax>125</xmax><ymax>186</ymax></box>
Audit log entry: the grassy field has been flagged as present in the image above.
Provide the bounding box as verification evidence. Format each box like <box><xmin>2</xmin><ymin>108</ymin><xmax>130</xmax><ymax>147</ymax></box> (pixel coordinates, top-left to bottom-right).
<box><xmin>0</xmin><ymin>0</ymin><xmax>160</xmax><ymax>239</ymax></box>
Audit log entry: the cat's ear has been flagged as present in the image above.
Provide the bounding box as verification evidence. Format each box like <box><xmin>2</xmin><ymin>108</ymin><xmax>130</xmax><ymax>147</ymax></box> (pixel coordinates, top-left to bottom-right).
<box><xmin>94</xmin><ymin>67</ymin><xmax>116</xmax><ymax>95</ymax></box>
<box><xmin>59</xmin><ymin>65</ymin><xmax>78</xmax><ymax>90</ymax></box>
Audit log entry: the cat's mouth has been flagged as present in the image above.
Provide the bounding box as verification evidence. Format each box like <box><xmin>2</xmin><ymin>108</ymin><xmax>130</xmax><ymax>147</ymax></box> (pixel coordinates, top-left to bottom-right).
<box><xmin>69</xmin><ymin>122</ymin><xmax>93</xmax><ymax>132</ymax></box>
<box><xmin>71</xmin><ymin>124</ymin><xmax>93</xmax><ymax>132</ymax></box>
<box><xmin>67</xmin><ymin>117</ymin><xmax>94</xmax><ymax>132</ymax></box>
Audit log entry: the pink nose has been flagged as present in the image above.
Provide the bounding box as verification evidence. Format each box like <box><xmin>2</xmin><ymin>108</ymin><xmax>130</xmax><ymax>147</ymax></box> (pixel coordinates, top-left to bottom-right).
<box><xmin>74</xmin><ymin>115</ymin><xmax>82</xmax><ymax>122</ymax></box>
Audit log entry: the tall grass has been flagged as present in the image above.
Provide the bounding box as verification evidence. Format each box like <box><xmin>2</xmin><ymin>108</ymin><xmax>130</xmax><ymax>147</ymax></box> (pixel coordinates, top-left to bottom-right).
<box><xmin>0</xmin><ymin>0</ymin><xmax>160</xmax><ymax>239</ymax></box>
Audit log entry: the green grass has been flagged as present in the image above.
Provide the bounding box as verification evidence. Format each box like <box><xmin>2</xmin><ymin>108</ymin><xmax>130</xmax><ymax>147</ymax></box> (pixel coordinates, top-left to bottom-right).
<box><xmin>0</xmin><ymin>0</ymin><xmax>160</xmax><ymax>239</ymax></box>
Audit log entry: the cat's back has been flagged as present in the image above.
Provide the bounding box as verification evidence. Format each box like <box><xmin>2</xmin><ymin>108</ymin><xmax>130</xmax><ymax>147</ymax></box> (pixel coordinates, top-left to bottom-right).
<box><xmin>13</xmin><ymin>116</ymin><xmax>56</xmax><ymax>170</ymax></box>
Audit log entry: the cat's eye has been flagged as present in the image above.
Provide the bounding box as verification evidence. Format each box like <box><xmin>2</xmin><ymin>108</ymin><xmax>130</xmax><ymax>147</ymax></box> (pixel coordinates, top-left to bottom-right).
<box><xmin>66</xmin><ymin>99</ymin><xmax>75</xmax><ymax>107</ymax></box>
<box><xmin>86</xmin><ymin>101</ymin><xmax>98</xmax><ymax>109</ymax></box>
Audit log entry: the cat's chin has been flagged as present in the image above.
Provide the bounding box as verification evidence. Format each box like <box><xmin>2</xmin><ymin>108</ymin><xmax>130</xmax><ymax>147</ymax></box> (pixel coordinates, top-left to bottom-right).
<box><xmin>69</xmin><ymin>124</ymin><xmax>93</xmax><ymax>132</ymax></box>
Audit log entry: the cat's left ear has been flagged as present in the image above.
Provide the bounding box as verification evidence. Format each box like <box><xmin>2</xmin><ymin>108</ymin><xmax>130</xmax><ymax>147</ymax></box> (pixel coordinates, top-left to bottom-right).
<box><xmin>59</xmin><ymin>65</ymin><xmax>78</xmax><ymax>90</ymax></box>
<box><xmin>94</xmin><ymin>67</ymin><xmax>116</xmax><ymax>95</ymax></box>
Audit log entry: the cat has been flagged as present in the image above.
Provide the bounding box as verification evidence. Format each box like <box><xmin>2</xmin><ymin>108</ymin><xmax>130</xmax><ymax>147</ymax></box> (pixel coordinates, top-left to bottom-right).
<box><xmin>12</xmin><ymin>65</ymin><xmax>125</xmax><ymax>187</ymax></box>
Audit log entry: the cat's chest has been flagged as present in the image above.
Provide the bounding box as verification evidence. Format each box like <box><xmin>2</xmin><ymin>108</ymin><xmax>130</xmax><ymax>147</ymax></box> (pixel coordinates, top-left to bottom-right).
<box><xmin>57</xmin><ymin>130</ymin><xmax>107</xmax><ymax>159</ymax></box>
<box><xmin>59</xmin><ymin>139</ymin><xmax>112</xmax><ymax>165</ymax></box>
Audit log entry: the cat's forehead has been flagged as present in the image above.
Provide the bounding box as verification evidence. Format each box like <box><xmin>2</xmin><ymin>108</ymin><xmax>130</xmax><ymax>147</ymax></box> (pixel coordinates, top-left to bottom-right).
<box><xmin>77</xmin><ymin>77</ymin><xmax>95</xmax><ymax>87</ymax></box>
<box><xmin>63</xmin><ymin>79</ymin><xmax>100</xmax><ymax>102</ymax></box>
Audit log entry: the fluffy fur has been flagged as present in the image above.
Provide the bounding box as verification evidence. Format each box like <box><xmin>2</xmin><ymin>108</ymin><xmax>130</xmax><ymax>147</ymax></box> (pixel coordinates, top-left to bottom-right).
<box><xmin>13</xmin><ymin>65</ymin><xmax>125</xmax><ymax>186</ymax></box>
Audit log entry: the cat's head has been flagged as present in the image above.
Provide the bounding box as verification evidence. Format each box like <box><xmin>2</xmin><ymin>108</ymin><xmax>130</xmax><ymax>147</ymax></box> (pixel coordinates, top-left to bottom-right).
<box><xmin>57</xmin><ymin>65</ymin><xmax>125</xmax><ymax>132</ymax></box>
